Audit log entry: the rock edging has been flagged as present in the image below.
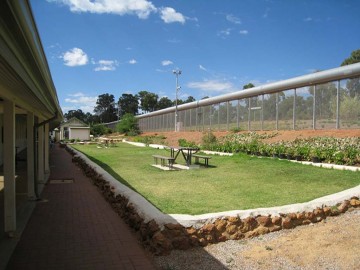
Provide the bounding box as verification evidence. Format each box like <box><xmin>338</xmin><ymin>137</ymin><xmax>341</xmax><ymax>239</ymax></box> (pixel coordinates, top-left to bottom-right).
<box><xmin>66</xmin><ymin>145</ymin><xmax>360</xmax><ymax>255</ymax></box>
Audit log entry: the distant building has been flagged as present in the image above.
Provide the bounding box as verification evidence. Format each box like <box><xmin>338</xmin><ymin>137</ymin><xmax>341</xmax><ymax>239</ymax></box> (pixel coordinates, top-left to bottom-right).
<box><xmin>58</xmin><ymin>117</ymin><xmax>90</xmax><ymax>141</ymax></box>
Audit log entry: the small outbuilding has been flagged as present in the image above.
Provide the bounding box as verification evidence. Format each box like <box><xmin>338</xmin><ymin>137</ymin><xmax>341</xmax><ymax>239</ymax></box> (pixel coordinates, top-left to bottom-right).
<box><xmin>58</xmin><ymin>117</ymin><xmax>90</xmax><ymax>141</ymax></box>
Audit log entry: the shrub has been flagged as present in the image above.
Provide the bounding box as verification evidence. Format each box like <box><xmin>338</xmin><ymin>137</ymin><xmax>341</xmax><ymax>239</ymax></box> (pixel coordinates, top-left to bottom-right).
<box><xmin>202</xmin><ymin>131</ymin><xmax>217</xmax><ymax>148</ymax></box>
<box><xmin>178</xmin><ymin>138</ymin><xmax>197</xmax><ymax>147</ymax></box>
<box><xmin>230</xmin><ymin>127</ymin><xmax>242</xmax><ymax>133</ymax></box>
<box><xmin>116</xmin><ymin>113</ymin><xmax>140</xmax><ymax>136</ymax></box>
<box><xmin>91</xmin><ymin>124</ymin><xmax>108</xmax><ymax>136</ymax></box>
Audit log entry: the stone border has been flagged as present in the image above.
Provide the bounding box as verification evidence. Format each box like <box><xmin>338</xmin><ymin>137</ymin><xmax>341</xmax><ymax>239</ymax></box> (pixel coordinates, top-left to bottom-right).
<box><xmin>66</xmin><ymin>145</ymin><xmax>360</xmax><ymax>255</ymax></box>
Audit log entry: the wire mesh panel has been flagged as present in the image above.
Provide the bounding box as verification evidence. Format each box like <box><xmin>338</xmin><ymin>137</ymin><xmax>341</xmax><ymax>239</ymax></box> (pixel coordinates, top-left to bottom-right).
<box><xmin>196</xmin><ymin>107</ymin><xmax>204</xmax><ymax>131</ymax></box>
<box><xmin>218</xmin><ymin>102</ymin><xmax>228</xmax><ymax>131</ymax></box>
<box><xmin>340</xmin><ymin>76</ymin><xmax>360</xmax><ymax>129</ymax></box>
<box><xmin>183</xmin><ymin>109</ymin><xmax>191</xmax><ymax>131</ymax></box>
<box><xmin>294</xmin><ymin>86</ymin><xmax>313</xmax><ymax>130</ymax></box>
<box><xmin>278</xmin><ymin>90</ymin><xmax>294</xmax><ymax>130</ymax></box>
<box><xmin>263</xmin><ymin>93</ymin><xmax>277</xmax><ymax>130</ymax></box>
<box><xmin>314</xmin><ymin>81</ymin><xmax>337</xmax><ymax>129</ymax></box>
<box><xmin>208</xmin><ymin>104</ymin><xmax>216</xmax><ymax>130</ymax></box>
<box><xmin>228</xmin><ymin>100</ymin><xmax>238</xmax><ymax>130</ymax></box>
<box><xmin>189</xmin><ymin>108</ymin><xmax>197</xmax><ymax>131</ymax></box>
<box><xmin>176</xmin><ymin>110</ymin><xmax>184</xmax><ymax>131</ymax></box>
<box><xmin>238</xmin><ymin>99</ymin><xmax>248</xmax><ymax>130</ymax></box>
<box><xmin>249</xmin><ymin>96</ymin><xmax>262</xmax><ymax>130</ymax></box>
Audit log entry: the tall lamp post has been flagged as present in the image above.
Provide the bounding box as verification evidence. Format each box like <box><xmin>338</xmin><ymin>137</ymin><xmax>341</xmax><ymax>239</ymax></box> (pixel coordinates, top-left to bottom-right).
<box><xmin>173</xmin><ymin>69</ymin><xmax>181</xmax><ymax>132</ymax></box>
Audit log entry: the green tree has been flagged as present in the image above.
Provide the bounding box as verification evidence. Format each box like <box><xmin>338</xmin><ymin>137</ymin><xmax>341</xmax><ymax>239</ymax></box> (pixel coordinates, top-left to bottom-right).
<box><xmin>184</xmin><ymin>96</ymin><xmax>196</xmax><ymax>103</ymax></box>
<box><xmin>138</xmin><ymin>91</ymin><xmax>158</xmax><ymax>112</ymax></box>
<box><xmin>116</xmin><ymin>113</ymin><xmax>140</xmax><ymax>135</ymax></box>
<box><xmin>341</xmin><ymin>49</ymin><xmax>360</xmax><ymax>98</ymax></box>
<box><xmin>84</xmin><ymin>112</ymin><xmax>100</xmax><ymax>124</ymax></box>
<box><xmin>341</xmin><ymin>49</ymin><xmax>360</xmax><ymax>66</ymax></box>
<box><xmin>94</xmin><ymin>93</ymin><xmax>117</xmax><ymax>123</ymax></box>
<box><xmin>64</xmin><ymin>109</ymin><xmax>87</xmax><ymax>122</ymax></box>
<box><xmin>90</xmin><ymin>124</ymin><xmax>110</xmax><ymax>136</ymax></box>
<box><xmin>157</xmin><ymin>97</ymin><xmax>173</xmax><ymax>109</ymax></box>
<box><xmin>243</xmin><ymin>83</ymin><xmax>255</xmax><ymax>90</ymax></box>
<box><xmin>118</xmin><ymin>93</ymin><xmax>139</xmax><ymax>117</ymax></box>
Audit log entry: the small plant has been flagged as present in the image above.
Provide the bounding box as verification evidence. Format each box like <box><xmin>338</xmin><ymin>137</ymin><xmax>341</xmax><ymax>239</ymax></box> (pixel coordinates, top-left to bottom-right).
<box><xmin>201</xmin><ymin>131</ymin><xmax>217</xmax><ymax>149</ymax></box>
<box><xmin>230</xmin><ymin>127</ymin><xmax>242</xmax><ymax>133</ymax></box>
<box><xmin>178</xmin><ymin>138</ymin><xmax>197</xmax><ymax>147</ymax></box>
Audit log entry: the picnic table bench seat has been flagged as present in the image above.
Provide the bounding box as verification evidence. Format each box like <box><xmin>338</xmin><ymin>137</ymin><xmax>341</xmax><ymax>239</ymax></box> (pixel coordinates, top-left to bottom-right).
<box><xmin>192</xmin><ymin>154</ymin><xmax>212</xmax><ymax>167</ymax></box>
<box><xmin>152</xmin><ymin>155</ymin><xmax>175</xmax><ymax>168</ymax></box>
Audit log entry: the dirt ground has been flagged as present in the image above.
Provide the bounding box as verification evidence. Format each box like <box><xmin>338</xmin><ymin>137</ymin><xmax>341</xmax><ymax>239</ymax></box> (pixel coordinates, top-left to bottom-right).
<box><xmin>155</xmin><ymin>210</ymin><xmax>360</xmax><ymax>269</ymax></box>
<box><xmin>142</xmin><ymin>129</ymin><xmax>360</xmax><ymax>146</ymax></box>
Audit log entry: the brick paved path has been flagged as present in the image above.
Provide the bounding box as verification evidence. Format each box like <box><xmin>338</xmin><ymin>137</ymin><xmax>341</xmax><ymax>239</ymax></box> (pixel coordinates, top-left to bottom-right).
<box><xmin>7</xmin><ymin>144</ymin><xmax>156</xmax><ymax>270</ymax></box>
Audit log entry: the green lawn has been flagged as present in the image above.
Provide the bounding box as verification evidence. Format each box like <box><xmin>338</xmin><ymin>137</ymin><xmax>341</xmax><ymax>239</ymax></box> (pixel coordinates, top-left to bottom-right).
<box><xmin>72</xmin><ymin>143</ymin><xmax>360</xmax><ymax>215</ymax></box>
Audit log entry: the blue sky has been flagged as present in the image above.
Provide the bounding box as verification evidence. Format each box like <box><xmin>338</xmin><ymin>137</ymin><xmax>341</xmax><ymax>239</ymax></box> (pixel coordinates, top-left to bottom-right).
<box><xmin>30</xmin><ymin>0</ymin><xmax>360</xmax><ymax>114</ymax></box>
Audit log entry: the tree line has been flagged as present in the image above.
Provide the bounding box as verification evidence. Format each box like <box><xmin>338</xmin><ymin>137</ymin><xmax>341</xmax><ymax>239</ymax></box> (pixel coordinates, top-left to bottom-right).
<box><xmin>64</xmin><ymin>90</ymin><xmax>198</xmax><ymax>124</ymax></box>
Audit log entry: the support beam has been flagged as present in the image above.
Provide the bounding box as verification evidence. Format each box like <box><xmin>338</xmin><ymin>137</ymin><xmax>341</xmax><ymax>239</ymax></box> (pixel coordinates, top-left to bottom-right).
<box><xmin>27</xmin><ymin>111</ymin><xmax>35</xmax><ymax>199</ymax></box>
<box><xmin>37</xmin><ymin>124</ymin><xmax>45</xmax><ymax>183</ymax></box>
<box><xmin>4</xmin><ymin>99</ymin><xmax>16</xmax><ymax>235</ymax></box>
<box><xmin>44</xmin><ymin>123</ymin><xmax>50</xmax><ymax>178</ymax></box>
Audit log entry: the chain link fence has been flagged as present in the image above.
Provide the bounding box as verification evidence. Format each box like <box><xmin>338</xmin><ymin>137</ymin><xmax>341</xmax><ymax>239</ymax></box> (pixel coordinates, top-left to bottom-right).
<box><xmin>106</xmin><ymin>64</ymin><xmax>360</xmax><ymax>132</ymax></box>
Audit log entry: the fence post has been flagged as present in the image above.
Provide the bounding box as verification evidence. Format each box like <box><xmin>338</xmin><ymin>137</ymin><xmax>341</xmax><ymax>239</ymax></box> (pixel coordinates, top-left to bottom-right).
<box><xmin>248</xmin><ymin>98</ymin><xmax>251</xmax><ymax>131</ymax></box>
<box><xmin>226</xmin><ymin>101</ymin><xmax>230</xmax><ymax>131</ymax></box>
<box><xmin>313</xmin><ymin>85</ymin><xmax>317</xmax><ymax>130</ymax></box>
<box><xmin>261</xmin><ymin>95</ymin><xmax>264</xmax><ymax>130</ymax></box>
<box><xmin>276</xmin><ymin>93</ymin><xmax>279</xmax><ymax>130</ymax></box>
<box><xmin>293</xmin><ymin>88</ymin><xmax>297</xmax><ymax>130</ymax></box>
<box><xmin>336</xmin><ymin>80</ymin><xmax>340</xmax><ymax>129</ymax></box>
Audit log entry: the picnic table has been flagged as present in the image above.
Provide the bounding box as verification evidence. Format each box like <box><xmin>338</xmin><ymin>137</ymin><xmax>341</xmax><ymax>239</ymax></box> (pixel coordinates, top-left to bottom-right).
<box><xmin>168</xmin><ymin>146</ymin><xmax>200</xmax><ymax>166</ymax></box>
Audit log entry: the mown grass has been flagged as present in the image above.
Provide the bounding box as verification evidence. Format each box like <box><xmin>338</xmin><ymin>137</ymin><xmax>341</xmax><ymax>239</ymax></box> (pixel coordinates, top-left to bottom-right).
<box><xmin>72</xmin><ymin>143</ymin><xmax>360</xmax><ymax>215</ymax></box>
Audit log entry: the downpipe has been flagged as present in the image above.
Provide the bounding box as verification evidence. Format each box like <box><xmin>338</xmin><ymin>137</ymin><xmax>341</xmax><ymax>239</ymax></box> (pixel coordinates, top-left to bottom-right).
<box><xmin>33</xmin><ymin>112</ymin><xmax>58</xmax><ymax>200</ymax></box>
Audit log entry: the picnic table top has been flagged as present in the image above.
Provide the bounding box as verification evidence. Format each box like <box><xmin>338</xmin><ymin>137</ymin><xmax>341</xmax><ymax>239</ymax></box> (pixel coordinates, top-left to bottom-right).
<box><xmin>166</xmin><ymin>146</ymin><xmax>200</xmax><ymax>151</ymax></box>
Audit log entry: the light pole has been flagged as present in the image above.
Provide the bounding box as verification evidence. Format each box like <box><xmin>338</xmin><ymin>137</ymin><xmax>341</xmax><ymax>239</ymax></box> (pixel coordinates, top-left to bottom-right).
<box><xmin>173</xmin><ymin>69</ymin><xmax>181</xmax><ymax>132</ymax></box>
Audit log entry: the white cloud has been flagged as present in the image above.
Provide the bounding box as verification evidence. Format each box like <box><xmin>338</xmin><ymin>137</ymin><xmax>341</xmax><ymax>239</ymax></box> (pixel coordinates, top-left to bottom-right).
<box><xmin>239</xmin><ymin>30</ymin><xmax>248</xmax><ymax>35</ymax></box>
<box><xmin>61</xmin><ymin>47</ymin><xmax>89</xmax><ymax>66</ymax></box>
<box><xmin>162</xmin><ymin>60</ymin><xmax>173</xmax><ymax>66</ymax></box>
<box><xmin>167</xmin><ymin>38</ymin><xmax>181</xmax><ymax>43</ymax></box>
<box><xmin>128</xmin><ymin>59</ymin><xmax>137</xmax><ymax>64</ymax></box>
<box><xmin>94</xmin><ymin>59</ymin><xmax>118</xmax><ymax>71</ymax></box>
<box><xmin>67</xmin><ymin>92</ymin><xmax>85</xmax><ymax>97</ymax></box>
<box><xmin>199</xmin><ymin>64</ymin><xmax>207</xmax><ymax>71</ymax></box>
<box><xmin>63</xmin><ymin>92</ymin><xmax>97</xmax><ymax>113</ymax></box>
<box><xmin>226</xmin><ymin>14</ymin><xmax>241</xmax><ymax>24</ymax></box>
<box><xmin>187</xmin><ymin>80</ymin><xmax>233</xmax><ymax>92</ymax></box>
<box><xmin>51</xmin><ymin>0</ymin><xmax>156</xmax><ymax>19</ymax></box>
<box><xmin>218</xmin><ymin>28</ymin><xmax>232</xmax><ymax>38</ymax></box>
<box><xmin>304</xmin><ymin>17</ymin><xmax>313</xmax><ymax>22</ymax></box>
<box><xmin>50</xmin><ymin>0</ymin><xmax>189</xmax><ymax>24</ymax></box>
<box><xmin>159</xmin><ymin>7</ymin><xmax>186</xmax><ymax>24</ymax></box>
<box><xmin>263</xmin><ymin>8</ymin><xmax>270</xmax><ymax>18</ymax></box>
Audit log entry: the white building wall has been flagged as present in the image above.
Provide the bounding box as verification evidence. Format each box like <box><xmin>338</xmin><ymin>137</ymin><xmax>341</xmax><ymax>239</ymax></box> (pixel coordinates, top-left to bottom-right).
<box><xmin>70</xmin><ymin>128</ymin><xmax>90</xmax><ymax>140</ymax></box>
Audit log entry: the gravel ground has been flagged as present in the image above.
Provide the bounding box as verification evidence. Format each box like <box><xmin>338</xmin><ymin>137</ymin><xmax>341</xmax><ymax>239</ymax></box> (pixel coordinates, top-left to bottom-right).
<box><xmin>154</xmin><ymin>209</ymin><xmax>360</xmax><ymax>270</ymax></box>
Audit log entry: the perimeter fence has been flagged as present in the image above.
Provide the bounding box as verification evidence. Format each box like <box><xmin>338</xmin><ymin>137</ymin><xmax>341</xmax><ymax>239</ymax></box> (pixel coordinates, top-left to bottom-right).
<box><xmin>106</xmin><ymin>63</ymin><xmax>360</xmax><ymax>132</ymax></box>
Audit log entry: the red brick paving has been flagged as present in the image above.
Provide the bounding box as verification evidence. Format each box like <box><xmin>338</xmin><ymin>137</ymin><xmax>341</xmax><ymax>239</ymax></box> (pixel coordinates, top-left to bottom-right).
<box><xmin>7</xmin><ymin>144</ymin><xmax>156</xmax><ymax>270</ymax></box>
